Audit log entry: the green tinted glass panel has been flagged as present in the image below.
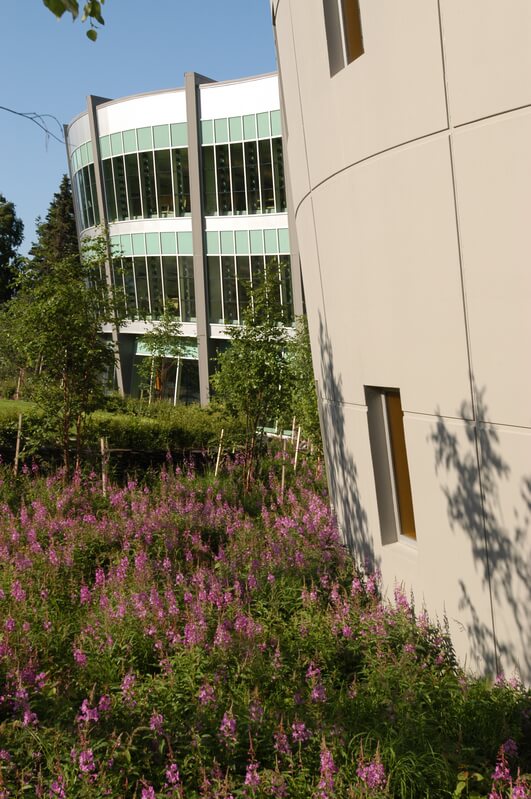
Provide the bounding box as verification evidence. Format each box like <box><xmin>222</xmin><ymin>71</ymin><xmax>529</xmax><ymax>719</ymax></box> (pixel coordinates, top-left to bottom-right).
<box><xmin>99</xmin><ymin>136</ymin><xmax>111</xmax><ymax>159</ymax></box>
<box><xmin>122</xmin><ymin>129</ymin><xmax>137</xmax><ymax>153</ymax></box>
<box><xmin>111</xmin><ymin>132</ymin><xmax>123</xmax><ymax>156</ymax></box>
<box><xmin>243</xmin><ymin>115</ymin><xmax>257</xmax><ymax>140</ymax></box>
<box><xmin>132</xmin><ymin>234</ymin><xmax>146</xmax><ymax>255</ymax></box>
<box><xmin>137</xmin><ymin>126</ymin><xmax>153</xmax><ymax>150</ymax></box>
<box><xmin>220</xmin><ymin>231</ymin><xmax>234</xmax><ymax>255</ymax></box>
<box><xmin>257</xmin><ymin>112</ymin><xmax>270</xmax><ymax>139</ymax></box>
<box><xmin>177</xmin><ymin>231</ymin><xmax>193</xmax><ymax>254</ymax></box>
<box><xmin>278</xmin><ymin>228</ymin><xmax>290</xmax><ymax>253</ymax></box>
<box><xmin>86</xmin><ymin>141</ymin><xmax>94</xmax><ymax>162</ymax></box>
<box><xmin>250</xmin><ymin>230</ymin><xmax>263</xmax><ymax>254</ymax></box>
<box><xmin>160</xmin><ymin>232</ymin><xmax>177</xmax><ymax>254</ymax></box>
<box><xmin>80</xmin><ymin>143</ymin><xmax>88</xmax><ymax>167</ymax></box>
<box><xmin>270</xmin><ymin>110</ymin><xmax>282</xmax><ymax>137</ymax></box>
<box><xmin>235</xmin><ymin>230</ymin><xmax>249</xmax><ymax>254</ymax></box>
<box><xmin>206</xmin><ymin>231</ymin><xmax>219</xmax><ymax>254</ymax></box>
<box><xmin>110</xmin><ymin>235</ymin><xmax>121</xmax><ymax>255</ymax></box>
<box><xmin>146</xmin><ymin>232</ymin><xmax>160</xmax><ymax>255</ymax></box>
<box><xmin>153</xmin><ymin>124</ymin><xmax>170</xmax><ymax>148</ymax></box>
<box><xmin>264</xmin><ymin>229</ymin><xmax>278</xmax><ymax>254</ymax></box>
<box><xmin>229</xmin><ymin>116</ymin><xmax>243</xmax><ymax>141</ymax></box>
<box><xmin>201</xmin><ymin>120</ymin><xmax>214</xmax><ymax>145</ymax></box>
<box><xmin>214</xmin><ymin>118</ymin><xmax>228</xmax><ymax>143</ymax></box>
<box><xmin>120</xmin><ymin>234</ymin><xmax>133</xmax><ymax>257</ymax></box>
<box><xmin>170</xmin><ymin>122</ymin><xmax>188</xmax><ymax>147</ymax></box>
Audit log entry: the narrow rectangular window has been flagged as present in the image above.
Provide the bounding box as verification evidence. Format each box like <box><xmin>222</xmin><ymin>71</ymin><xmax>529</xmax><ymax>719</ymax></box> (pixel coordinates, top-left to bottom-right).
<box><xmin>365</xmin><ymin>387</ymin><xmax>416</xmax><ymax>543</ymax></box>
<box><xmin>202</xmin><ymin>146</ymin><xmax>218</xmax><ymax>216</ymax></box>
<box><xmin>178</xmin><ymin>256</ymin><xmax>196</xmax><ymax>322</ymax></box>
<box><xmin>323</xmin><ymin>0</ymin><xmax>364</xmax><ymax>76</ymax></box>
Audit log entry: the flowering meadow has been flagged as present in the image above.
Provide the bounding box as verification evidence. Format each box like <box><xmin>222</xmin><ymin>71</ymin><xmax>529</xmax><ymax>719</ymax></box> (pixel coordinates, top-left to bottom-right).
<box><xmin>0</xmin><ymin>458</ymin><xmax>529</xmax><ymax>798</ymax></box>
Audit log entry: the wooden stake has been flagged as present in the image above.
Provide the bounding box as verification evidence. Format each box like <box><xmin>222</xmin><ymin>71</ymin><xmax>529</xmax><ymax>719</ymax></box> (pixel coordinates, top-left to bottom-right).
<box><xmin>291</xmin><ymin>416</ymin><xmax>296</xmax><ymax>443</ymax></box>
<box><xmin>100</xmin><ymin>436</ymin><xmax>109</xmax><ymax>497</ymax></box>
<box><xmin>294</xmin><ymin>426</ymin><xmax>301</xmax><ymax>472</ymax></box>
<box><xmin>214</xmin><ymin>428</ymin><xmax>224</xmax><ymax>478</ymax></box>
<box><xmin>280</xmin><ymin>435</ymin><xmax>287</xmax><ymax>500</ymax></box>
<box><xmin>13</xmin><ymin>413</ymin><xmax>22</xmax><ymax>475</ymax></box>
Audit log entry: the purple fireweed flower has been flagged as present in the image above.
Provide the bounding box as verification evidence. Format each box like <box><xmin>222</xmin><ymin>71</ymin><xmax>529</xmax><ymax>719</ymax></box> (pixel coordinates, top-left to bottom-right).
<box><xmin>11</xmin><ymin>580</ymin><xmax>26</xmax><ymax>603</ymax></box>
<box><xmin>357</xmin><ymin>759</ymin><xmax>387</xmax><ymax>790</ymax></box>
<box><xmin>219</xmin><ymin>711</ymin><xmax>237</xmax><ymax>745</ymax></box>
<box><xmin>316</xmin><ymin>745</ymin><xmax>336</xmax><ymax>799</ymax></box>
<box><xmin>23</xmin><ymin>709</ymin><xmax>38</xmax><ymax>726</ymax></box>
<box><xmin>79</xmin><ymin>585</ymin><xmax>91</xmax><ymax>604</ymax></box>
<box><xmin>291</xmin><ymin>721</ymin><xmax>311</xmax><ymax>743</ymax></box>
<box><xmin>78</xmin><ymin>699</ymin><xmax>99</xmax><ymax>724</ymax></box>
<box><xmin>0</xmin><ymin>750</ymin><xmax>11</xmax><ymax>761</ymax></box>
<box><xmin>49</xmin><ymin>776</ymin><xmax>66</xmax><ymax>798</ymax></box>
<box><xmin>98</xmin><ymin>694</ymin><xmax>111</xmax><ymax>713</ymax></box>
<box><xmin>511</xmin><ymin>783</ymin><xmax>528</xmax><ymax>799</ymax></box>
<box><xmin>492</xmin><ymin>749</ymin><xmax>511</xmax><ymax>782</ymax></box>
<box><xmin>244</xmin><ymin>760</ymin><xmax>260</xmax><ymax>789</ymax></box>
<box><xmin>73</xmin><ymin>647</ymin><xmax>87</xmax><ymax>667</ymax></box>
<box><xmin>141</xmin><ymin>786</ymin><xmax>156</xmax><ymax>799</ymax></box>
<box><xmin>274</xmin><ymin>730</ymin><xmax>291</xmax><ymax>755</ymax></box>
<box><xmin>4</xmin><ymin>617</ymin><xmax>15</xmax><ymax>632</ymax></box>
<box><xmin>198</xmin><ymin>683</ymin><xmax>215</xmax><ymax>705</ymax></box>
<box><xmin>165</xmin><ymin>762</ymin><xmax>180</xmax><ymax>785</ymax></box>
<box><xmin>149</xmin><ymin>711</ymin><xmax>164</xmax><ymax>734</ymax></box>
<box><xmin>78</xmin><ymin>748</ymin><xmax>96</xmax><ymax>775</ymax></box>
<box><xmin>311</xmin><ymin>683</ymin><xmax>327</xmax><ymax>703</ymax></box>
<box><xmin>503</xmin><ymin>739</ymin><xmax>519</xmax><ymax>758</ymax></box>
<box><xmin>394</xmin><ymin>584</ymin><xmax>411</xmax><ymax>612</ymax></box>
<box><xmin>121</xmin><ymin>672</ymin><xmax>136</xmax><ymax>706</ymax></box>
<box><xmin>249</xmin><ymin>699</ymin><xmax>264</xmax><ymax>722</ymax></box>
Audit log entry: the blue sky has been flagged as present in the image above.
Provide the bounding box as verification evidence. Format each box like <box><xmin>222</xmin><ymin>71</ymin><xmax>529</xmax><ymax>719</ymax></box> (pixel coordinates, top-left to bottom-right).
<box><xmin>1</xmin><ymin>0</ymin><xmax>277</xmax><ymax>253</ymax></box>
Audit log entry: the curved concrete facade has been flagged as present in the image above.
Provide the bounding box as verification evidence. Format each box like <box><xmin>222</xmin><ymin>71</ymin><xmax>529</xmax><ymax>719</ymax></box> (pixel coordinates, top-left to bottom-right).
<box><xmin>273</xmin><ymin>0</ymin><xmax>531</xmax><ymax>679</ymax></box>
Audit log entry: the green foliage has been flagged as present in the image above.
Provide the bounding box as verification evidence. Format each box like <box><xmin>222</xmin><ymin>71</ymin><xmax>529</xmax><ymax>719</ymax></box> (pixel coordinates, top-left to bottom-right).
<box><xmin>211</xmin><ymin>271</ymin><xmax>292</xmax><ymax>485</ymax></box>
<box><xmin>0</xmin><ymin>192</ymin><xmax>24</xmax><ymax>305</ymax></box>
<box><xmin>136</xmin><ymin>304</ymin><xmax>184</xmax><ymax>401</ymax></box>
<box><xmin>29</xmin><ymin>174</ymin><xmax>78</xmax><ymax>265</ymax></box>
<box><xmin>0</xmin><ymin>234</ymin><xmax>123</xmax><ymax>468</ymax></box>
<box><xmin>287</xmin><ymin>315</ymin><xmax>322</xmax><ymax>450</ymax></box>
<box><xmin>42</xmin><ymin>0</ymin><xmax>105</xmax><ymax>40</ymax></box>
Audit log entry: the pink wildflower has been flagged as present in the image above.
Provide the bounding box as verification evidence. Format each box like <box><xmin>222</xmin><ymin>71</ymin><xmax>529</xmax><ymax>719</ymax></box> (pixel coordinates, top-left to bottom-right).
<box><xmin>78</xmin><ymin>748</ymin><xmax>95</xmax><ymax>775</ymax></box>
<box><xmin>219</xmin><ymin>711</ymin><xmax>237</xmax><ymax>745</ymax></box>
<box><xmin>244</xmin><ymin>760</ymin><xmax>260</xmax><ymax>789</ymax></box>
<box><xmin>149</xmin><ymin>711</ymin><xmax>164</xmax><ymax>734</ymax></box>
<box><xmin>357</xmin><ymin>758</ymin><xmax>387</xmax><ymax>790</ymax></box>
<box><xmin>165</xmin><ymin>762</ymin><xmax>180</xmax><ymax>786</ymax></box>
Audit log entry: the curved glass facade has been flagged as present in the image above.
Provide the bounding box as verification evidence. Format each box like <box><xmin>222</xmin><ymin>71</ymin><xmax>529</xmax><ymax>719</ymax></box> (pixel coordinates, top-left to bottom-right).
<box><xmin>67</xmin><ymin>75</ymin><xmax>300</xmax><ymax>405</ymax></box>
<box><xmin>71</xmin><ymin>113</ymin><xmax>287</xmax><ymax>230</ymax></box>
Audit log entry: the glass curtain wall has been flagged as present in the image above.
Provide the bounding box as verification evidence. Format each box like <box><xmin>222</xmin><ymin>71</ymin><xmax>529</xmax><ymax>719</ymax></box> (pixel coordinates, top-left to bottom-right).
<box><xmin>73</xmin><ymin>164</ymin><xmax>100</xmax><ymax>229</ymax></box>
<box><xmin>74</xmin><ymin>146</ymin><xmax>191</xmax><ymax>231</ymax></box>
<box><xmin>113</xmin><ymin>255</ymin><xmax>196</xmax><ymax>321</ymax></box>
<box><xmin>201</xmin><ymin>136</ymin><xmax>287</xmax><ymax>217</ymax></box>
<box><xmin>206</xmin><ymin>254</ymin><xmax>293</xmax><ymax>325</ymax></box>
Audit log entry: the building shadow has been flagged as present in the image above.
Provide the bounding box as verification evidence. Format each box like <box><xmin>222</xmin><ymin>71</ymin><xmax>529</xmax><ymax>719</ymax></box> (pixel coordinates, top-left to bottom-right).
<box><xmin>317</xmin><ymin>315</ymin><xmax>375</xmax><ymax>569</ymax></box>
<box><xmin>430</xmin><ymin>386</ymin><xmax>530</xmax><ymax>678</ymax></box>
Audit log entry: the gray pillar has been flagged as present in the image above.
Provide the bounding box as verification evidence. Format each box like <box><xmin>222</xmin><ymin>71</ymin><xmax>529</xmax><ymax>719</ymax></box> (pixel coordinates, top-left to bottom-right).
<box><xmin>87</xmin><ymin>95</ymin><xmax>125</xmax><ymax>397</ymax></box>
<box><xmin>185</xmin><ymin>71</ymin><xmax>215</xmax><ymax>406</ymax></box>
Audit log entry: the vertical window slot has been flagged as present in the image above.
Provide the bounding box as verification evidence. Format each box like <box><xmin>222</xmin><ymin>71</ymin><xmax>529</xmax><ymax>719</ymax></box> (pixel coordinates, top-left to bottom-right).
<box><xmin>366</xmin><ymin>387</ymin><xmax>417</xmax><ymax>544</ymax></box>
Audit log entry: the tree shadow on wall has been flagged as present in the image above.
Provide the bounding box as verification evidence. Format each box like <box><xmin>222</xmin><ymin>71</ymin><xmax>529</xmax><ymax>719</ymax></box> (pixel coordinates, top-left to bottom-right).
<box><xmin>430</xmin><ymin>386</ymin><xmax>530</xmax><ymax>678</ymax></box>
<box><xmin>317</xmin><ymin>315</ymin><xmax>376</xmax><ymax>569</ymax></box>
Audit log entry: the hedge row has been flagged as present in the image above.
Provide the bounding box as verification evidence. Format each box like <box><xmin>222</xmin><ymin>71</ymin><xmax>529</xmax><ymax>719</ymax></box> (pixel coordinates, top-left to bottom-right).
<box><xmin>0</xmin><ymin>402</ymin><xmax>243</xmax><ymax>457</ymax></box>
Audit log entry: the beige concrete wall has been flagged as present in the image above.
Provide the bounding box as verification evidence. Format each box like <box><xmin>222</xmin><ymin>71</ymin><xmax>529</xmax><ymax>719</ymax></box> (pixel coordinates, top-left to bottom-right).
<box><xmin>274</xmin><ymin>0</ymin><xmax>531</xmax><ymax>680</ymax></box>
